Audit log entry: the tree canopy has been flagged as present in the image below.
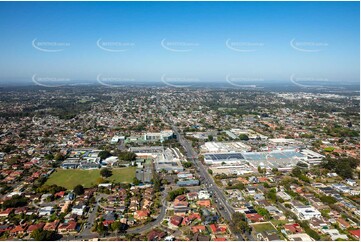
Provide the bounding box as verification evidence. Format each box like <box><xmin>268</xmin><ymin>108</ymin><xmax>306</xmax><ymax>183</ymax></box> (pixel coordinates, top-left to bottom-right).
<box><xmin>100</xmin><ymin>168</ymin><xmax>112</xmax><ymax>178</ymax></box>
<box><xmin>31</xmin><ymin>229</ymin><xmax>56</xmax><ymax>241</ymax></box>
<box><xmin>73</xmin><ymin>184</ymin><xmax>84</xmax><ymax>195</ymax></box>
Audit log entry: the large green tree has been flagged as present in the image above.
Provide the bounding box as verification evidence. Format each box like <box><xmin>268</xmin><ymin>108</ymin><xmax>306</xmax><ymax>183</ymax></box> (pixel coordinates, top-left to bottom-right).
<box><xmin>31</xmin><ymin>229</ymin><xmax>56</xmax><ymax>241</ymax></box>
<box><xmin>100</xmin><ymin>168</ymin><xmax>112</xmax><ymax>178</ymax></box>
<box><xmin>73</xmin><ymin>185</ymin><xmax>84</xmax><ymax>195</ymax></box>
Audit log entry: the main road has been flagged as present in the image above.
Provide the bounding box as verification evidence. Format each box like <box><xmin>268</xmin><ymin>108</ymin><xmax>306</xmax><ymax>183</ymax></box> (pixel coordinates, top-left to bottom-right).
<box><xmin>171</xmin><ymin>124</ymin><xmax>246</xmax><ymax>241</ymax></box>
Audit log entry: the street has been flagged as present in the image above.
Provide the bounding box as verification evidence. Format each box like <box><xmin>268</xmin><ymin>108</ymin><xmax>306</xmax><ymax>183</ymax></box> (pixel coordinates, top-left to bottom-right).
<box><xmin>171</xmin><ymin>124</ymin><xmax>247</xmax><ymax>241</ymax></box>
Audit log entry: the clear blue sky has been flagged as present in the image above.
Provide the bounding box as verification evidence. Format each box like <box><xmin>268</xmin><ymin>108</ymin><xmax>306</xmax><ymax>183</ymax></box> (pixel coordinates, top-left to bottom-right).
<box><xmin>0</xmin><ymin>1</ymin><xmax>359</xmax><ymax>84</ymax></box>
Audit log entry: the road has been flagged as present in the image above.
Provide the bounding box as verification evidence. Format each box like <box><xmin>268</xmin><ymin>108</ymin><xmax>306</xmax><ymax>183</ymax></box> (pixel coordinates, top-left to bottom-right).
<box><xmin>127</xmin><ymin>189</ymin><xmax>168</xmax><ymax>234</ymax></box>
<box><xmin>72</xmin><ymin>193</ymin><xmax>108</xmax><ymax>240</ymax></box>
<box><xmin>171</xmin><ymin>124</ymin><xmax>247</xmax><ymax>241</ymax></box>
<box><xmin>68</xmin><ymin>186</ymin><xmax>168</xmax><ymax>240</ymax></box>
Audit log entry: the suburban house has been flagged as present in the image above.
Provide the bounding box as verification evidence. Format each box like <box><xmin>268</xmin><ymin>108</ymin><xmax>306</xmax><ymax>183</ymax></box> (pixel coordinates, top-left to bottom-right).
<box><xmin>58</xmin><ymin>221</ymin><xmax>78</xmax><ymax>234</ymax></box>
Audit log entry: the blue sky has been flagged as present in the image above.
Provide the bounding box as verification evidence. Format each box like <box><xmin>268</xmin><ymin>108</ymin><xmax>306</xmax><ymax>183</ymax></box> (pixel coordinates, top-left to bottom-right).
<box><xmin>0</xmin><ymin>1</ymin><xmax>359</xmax><ymax>84</ymax></box>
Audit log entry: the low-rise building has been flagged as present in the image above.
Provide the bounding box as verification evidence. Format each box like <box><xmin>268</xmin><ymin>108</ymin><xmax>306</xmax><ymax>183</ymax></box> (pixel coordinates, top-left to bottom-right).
<box><xmin>292</xmin><ymin>205</ymin><xmax>322</xmax><ymax>220</ymax></box>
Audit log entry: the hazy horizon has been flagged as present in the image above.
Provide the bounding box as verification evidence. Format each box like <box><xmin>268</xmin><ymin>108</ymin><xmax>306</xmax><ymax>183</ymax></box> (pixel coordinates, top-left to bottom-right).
<box><xmin>0</xmin><ymin>1</ymin><xmax>359</xmax><ymax>87</ymax></box>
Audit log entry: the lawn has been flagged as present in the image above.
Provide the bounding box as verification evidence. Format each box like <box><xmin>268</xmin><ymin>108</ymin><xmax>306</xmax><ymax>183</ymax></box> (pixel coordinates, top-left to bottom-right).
<box><xmin>252</xmin><ymin>222</ymin><xmax>277</xmax><ymax>233</ymax></box>
<box><xmin>270</xmin><ymin>219</ymin><xmax>287</xmax><ymax>227</ymax></box>
<box><xmin>44</xmin><ymin>167</ymin><xmax>137</xmax><ymax>189</ymax></box>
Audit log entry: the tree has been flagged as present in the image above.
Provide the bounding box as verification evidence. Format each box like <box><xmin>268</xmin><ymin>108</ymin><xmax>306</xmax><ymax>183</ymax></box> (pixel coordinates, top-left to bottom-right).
<box><xmin>347</xmin><ymin>121</ymin><xmax>352</xmax><ymax>128</ymax></box>
<box><xmin>98</xmin><ymin>150</ymin><xmax>111</xmax><ymax>160</ymax></box>
<box><xmin>54</xmin><ymin>153</ymin><xmax>65</xmax><ymax>161</ymax></box>
<box><xmin>265</xmin><ymin>188</ymin><xmax>277</xmax><ymax>202</ymax></box>
<box><xmin>320</xmin><ymin>195</ymin><xmax>337</xmax><ymax>205</ymax></box>
<box><xmin>303</xmin><ymin>225</ymin><xmax>320</xmax><ymax>240</ymax></box>
<box><xmin>153</xmin><ymin>173</ymin><xmax>161</xmax><ymax>193</ymax></box>
<box><xmin>133</xmin><ymin>177</ymin><xmax>141</xmax><ymax>186</ymax></box>
<box><xmin>258</xmin><ymin>166</ymin><xmax>264</xmax><ymax>174</ymax></box>
<box><xmin>97</xmin><ymin>221</ymin><xmax>106</xmax><ymax>235</ymax></box>
<box><xmin>37</xmin><ymin>184</ymin><xmax>66</xmax><ymax>195</ymax></box>
<box><xmin>100</xmin><ymin>168</ymin><xmax>112</xmax><ymax>178</ymax></box>
<box><xmin>44</xmin><ymin>153</ymin><xmax>54</xmax><ymax>160</ymax></box>
<box><xmin>239</xmin><ymin>134</ymin><xmax>249</xmax><ymax>141</ymax></box>
<box><xmin>2</xmin><ymin>195</ymin><xmax>28</xmax><ymax>209</ymax></box>
<box><xmin>271</xmin><ymin>168</ymin><xmax>278</xmax><ymax>174</ymax></box>
<box><xmin>321</xmin><ymin>157</ymin><xmax>357</xmax><ymax>179</ymax></box>
<box><xmin>31</xmin><ymin>228</ymin><xmax>56</xmax><ymax>241</ymax></box>
<box><xmin>118</xmin><ymin>151</ymin><xmax>136</xmax><ymax>161</ymax></box>
<box><xmin>291</xmin><ymin>167</ymin><xmax>302</xmax><ymax>177</ymax></box>
<box><xmin>230</xmin><ymin>212</ymin><xmax>251</xmax><ymax>234</ymax></box>
<box><xmin>167</xmin><ymin>188</ymin><xmax>189</xmax><ymax>201</ymax></box>
<box><xmin>182</xmin><ymin>161</ymin><xmax>193</xmax><ymax>168</ymax></box>
<box><xmin>73</xmin><ymin>185</ymin><xmax>84</xmax><ymax>195</ymax></box>
<box><xmin>111</xmin><ymin>221</ymin><xmax>120</xmax><ymax>234</ymax></box>
<box><xmin>255</xmin><ymin>206</ymin><xmax>271</xmax><ymax>220</ymax></box>
<box><xmin>208</xmin><ymin>135</ymin><xmax>214</xmax><ymax>141</ymax></box>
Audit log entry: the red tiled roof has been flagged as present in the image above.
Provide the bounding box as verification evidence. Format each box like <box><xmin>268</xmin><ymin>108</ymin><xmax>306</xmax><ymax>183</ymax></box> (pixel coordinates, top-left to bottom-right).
<box><xmin>55</xmin><ymin>191</ymin><xmax>66</xmax><ymax>197</ymax></box>
<box><xmin>197</xmin><ymin>199</ymin><xmax>211</xmax><ymax>207</ymax></box>
<box><xmin>0</xmin><ymin>208</ymin><xmax>14</xmax><ymax>216</ymax></box>
<box><xmin>147</xmin><ymin>230</ymin><xmax>166</xmax><ymax>241</ymax></box>
<box><xmin>14</xmin><ymin>207</ymin><xmax>27</xmax><ymax>214</ymax></box>
<box><xmin>27</xmin><ymin>223</ymin><xmax>45</xmax><ymax>233</ymax></box>
<box><xmin>284</xmin><ymin>223</ymin><xmax>303</xmax><ymax>233</ymax></box>
<box><xmin>191</xmin><ymin>225</ymin><xmax>206</xmax><ymax>233</ymax></box>
<box><xmin>103</xmin><ymin>220</ymin><xmax>114</xmax><ymax>226</ymax></box>
<box><xmin>189</xmin><ymin>213</ymin><xmax>201</xmax><ymax>220</ymax></box>
<box><xmin>0</xmin><ymin>225</ymin><xmax>13</xmax><ymax>233</ymax></box>
<box><xmin>136</xmin><ymin>209</ymin><xmax>150</xmax><ymax>217</ymax></box>
<box><xmin>349</xmin><ymin>229</ymin><xmax>360</xmax><ymax>238</ymax></box>
<box><xmin>245</xmin><ymin>213</ymin><xmax>264</xmax><ymax>222</ymax></box>
<box><xmin>170</xmin><ymin>215</ymin><xmax>183</xmax><ymax>227</ymax></box>
<box><xmin>174</xmin><ymin>195</ymin><xmax>187</xmax><ymax>202</ymax></box>
<box><xmin>10</xmin><ymin>225</ymin><xmax>26</xmax><ymax>234</ymax></box>
<box><xmin>43</xmin><ymin>220</ymin><xmax>59</xmax><ymax>231</ymax></box>
<box><xmin>209</xmin><ymin>224</ymin><xmax>218</xmax><ymax>233</ymax></box>
<box><xmin>58</xmin><ymin>221</ymin><xmax>77</xmax><ymax>231</ymax></box>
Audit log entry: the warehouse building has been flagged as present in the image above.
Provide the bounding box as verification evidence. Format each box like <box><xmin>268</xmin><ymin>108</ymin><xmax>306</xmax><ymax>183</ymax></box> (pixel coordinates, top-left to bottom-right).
<box><xmin>177</xmin><ymin>179</ymin><xmax>199</xmax><ymax>187</ymax></box>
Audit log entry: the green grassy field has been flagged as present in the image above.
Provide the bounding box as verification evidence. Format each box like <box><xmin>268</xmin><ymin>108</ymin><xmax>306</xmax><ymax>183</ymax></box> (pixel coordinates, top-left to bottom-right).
<box><xmin>44</xmin><ymin>167</ymin><xmax>137</xmax><ymax>189</ymax></box>
<box><xmin>252</xmin><ymin>222</ymin><xmax>277</xmax><ymax>233</ymax></box>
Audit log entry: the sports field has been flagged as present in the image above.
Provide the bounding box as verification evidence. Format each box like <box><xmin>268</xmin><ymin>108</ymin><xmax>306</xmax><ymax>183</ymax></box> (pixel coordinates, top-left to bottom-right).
<box><xmin>44</xmin><ymin>167</ymin><xmax>137</xmax><ymax>189</ymax></box>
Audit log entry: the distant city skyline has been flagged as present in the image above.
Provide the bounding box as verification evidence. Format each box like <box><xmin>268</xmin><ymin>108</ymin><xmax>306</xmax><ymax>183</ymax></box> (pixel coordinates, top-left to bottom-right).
<box><xmin>0</xmin><ymin>1</ymin><xmax>359</xmax><ymax>85</ymax></box>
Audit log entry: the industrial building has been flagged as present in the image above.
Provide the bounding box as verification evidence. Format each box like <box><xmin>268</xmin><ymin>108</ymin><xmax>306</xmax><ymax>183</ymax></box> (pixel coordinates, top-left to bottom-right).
<box><xmin>130</xmin><ymin>146</ymin><xmax>164</xmax><ymax>158</ymax></box>
<box><xmin>201</xmin><ymin>141</ymin><xmax>251</xmax><ymax>153</ymax></box>
<box><xmin>204</xmin><ymin>149</ymin><xmax>307</xmax><ymax>170</ymax></box>
<box><xmin>227</xmin><ymin>128</ymin><xmax>268</xmax><ymax>140</ymax></box>
<box><xmin>300</xmin><ymin>149</ymin><xmax>324</xmax><ymax>165</ymax></box>
<box><xmin>177</xmin><ymin>179</ymin><xmax>200</xmax><ymax>187</ymax></box>
<box><xmin>135</xmin><ymin>161</ymin><xmax>153</xmax><ymax>183</ymax></box>
<box><xmin>110</xmin><ymin>135</ymin><xmax>125</xmax><ymax>144</ymax></box>
<box><xmin>154</xmin><ymin>148</ymin><xmax>184</xmax><ymax>173</ymax></box>
<box><xmin>144</xmin><ymin>130</ymin><xmax>175</xmax><ymax>143</ymax></box>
